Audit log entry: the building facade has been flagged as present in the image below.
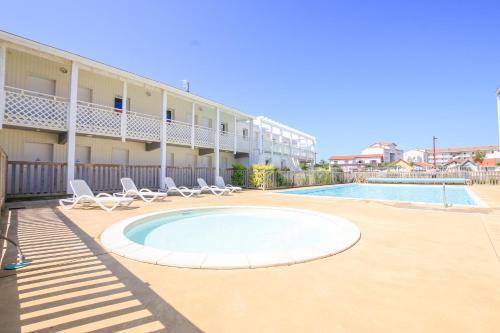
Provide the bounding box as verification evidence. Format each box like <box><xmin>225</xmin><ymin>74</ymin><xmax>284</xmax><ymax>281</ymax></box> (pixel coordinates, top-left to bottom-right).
<box><xmin>0</xmin><ymin>31</ymin><xmax>315</xmax><ymax>193</ymax></box>
<box><xmin>361</xmin><ymin>142</ymin><xmax>403</xmax><ymax>162</ymax></box>
<box><xmin>427</xmin><ymin>145</ymin><xmax>497</xmax><ymax>165</ymax></box>
<box><xmin>328</xmin><ymin>154</ymin><xmax>383</xmax><ymax>171</ymax></box>
<box><xmin>403</xmin><ymin>149</ymin><xmax>428</xmax><ymax>163</ymax></box>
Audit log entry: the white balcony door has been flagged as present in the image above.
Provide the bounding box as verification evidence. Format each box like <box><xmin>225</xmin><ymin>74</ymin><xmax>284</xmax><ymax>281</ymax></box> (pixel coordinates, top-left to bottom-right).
<box><xmin>201</xmin><ymin>116</ymin><xmax>212</xmax><ymax>128</ymax></box>
<box><xmin>75</xmin><ymin>145</ymin><xmax>91</xmax><ymax>164</ymax></box>
<box><xmin>24</xmin><ymin>142</ymin><xmax>53</xmax><ymax>162</ymax></box>
<box><xmin>26</xmin><ymin>75</ymin><xmax>55</xmax><ymax>95</ymax></box>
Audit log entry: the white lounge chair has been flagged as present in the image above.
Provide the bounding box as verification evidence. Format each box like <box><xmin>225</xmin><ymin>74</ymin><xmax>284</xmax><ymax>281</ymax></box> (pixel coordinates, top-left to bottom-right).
<box><xmin>216</xmin><ymin>176</ymin><xmax>242</xmax><ymax>193</ymax></box>
<box><xmin>197</xmin><ymin>178</ymin><xmax>230</xmax><ymax>196</ymax></box>
<box><xmin>114</xmin><ymin>178</ymin><xmax>167</xmax><ymax>203</ymax></box>
<box><xmin>165</xmin><ymin>177</ymin><xmax>201</xmax><ymax>198</ymax></box>
<box><xmin>59</xmin><ymin>180</ymin><xmax>133</xmax><ymax>212</ymax></box>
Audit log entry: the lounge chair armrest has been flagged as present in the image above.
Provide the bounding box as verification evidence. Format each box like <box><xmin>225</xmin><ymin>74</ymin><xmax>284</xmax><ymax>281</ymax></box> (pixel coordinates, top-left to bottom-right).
<box><xmin>139</xmin><ymin>188</ymin><xmax>153</xmax><ymax>193</ymax></box>
<box><xmin>113</xmin><ymin>192</ymin><xmax>125</xmax><ymax>197</ymax></box>
<box><xmin>178</xmin><ymin>186</ymin><xmax>189</xmax><ymax>190</ymax></box>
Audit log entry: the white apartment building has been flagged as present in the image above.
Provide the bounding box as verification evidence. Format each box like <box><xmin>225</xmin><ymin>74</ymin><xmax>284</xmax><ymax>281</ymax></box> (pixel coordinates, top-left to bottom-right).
<box><xmin>403</xmin><ymin>149</ymin><xmax>428</xmax><ymax>163</ymax></box>
<box><xmin>361</xmin><ymin>142</ymin><xmax>403</xmax><ymax>162</ymax></box>
<box><xmin>427</xmin><ymin>145</ymin><xmax>497</xmax><ymax>165</ymax></box>
<box><xmin>0</xmin><ymin>31</ymin><xmax>315</xmax><ymax>195</ymax></box>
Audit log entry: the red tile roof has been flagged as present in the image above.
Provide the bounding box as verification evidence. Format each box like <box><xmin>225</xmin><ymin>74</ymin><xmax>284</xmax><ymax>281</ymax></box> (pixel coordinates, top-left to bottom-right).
<box><xmin>414</xmin><ymin>161</ymin><xmax>434</xmax><ymax>168</ymax></box>
<box><xmin>328</xmin><ymin>154</ymin><xmax>383</xmax><ymax>160</ymax></box>
<box><xmin>426</xmin><ymin>145</ymin><xmax>497</xmax><ymax>153</ymax></box>
<box><xmin>480</xmin><ymin>158</ymin><xmax>499</xmax><ymax>167</ymax></box>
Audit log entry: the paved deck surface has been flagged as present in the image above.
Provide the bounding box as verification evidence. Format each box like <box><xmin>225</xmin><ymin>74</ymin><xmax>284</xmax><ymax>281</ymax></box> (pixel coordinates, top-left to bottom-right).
<box><xmin>1</xmin><ymin>185</ymin><xmax>500</xmax><ymax>332</ymax></box>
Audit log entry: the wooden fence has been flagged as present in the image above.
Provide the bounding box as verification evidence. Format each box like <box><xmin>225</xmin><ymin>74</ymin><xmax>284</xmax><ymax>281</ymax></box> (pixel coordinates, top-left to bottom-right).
<box><xmin>0</xmin><ymin>148</ymin><xmax>7</xmax><ymax>209</ymax></box>
<box><xmin>6</xmin><ymin>161</ymin><xmax>218</xmax><ymax>198</ymax></box>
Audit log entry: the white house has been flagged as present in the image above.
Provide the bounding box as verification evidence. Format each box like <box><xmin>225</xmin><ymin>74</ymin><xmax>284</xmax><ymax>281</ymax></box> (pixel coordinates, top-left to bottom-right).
<box><xmin>403</xmin><ymin>149</ymin><xmax>428</xmax><ymax>163</ymax></box>
<box><xmin>328</xmin><ymin>154</ymin><xmax>383</xmax><ymax>171</ymax></box>
<box><xmin>0</xmin><ymin>31</ymin><xmax>315</xmax><ymax>195</ymax></box>
<box><xmin>427</xmin><ymin>145</ymin><xmax>497</xmax><ymax>165</ymax></box>
<box><xmin>361</xmin><ymin>142</ymin><xmax>403</xmax><ymax>163</ymax></box>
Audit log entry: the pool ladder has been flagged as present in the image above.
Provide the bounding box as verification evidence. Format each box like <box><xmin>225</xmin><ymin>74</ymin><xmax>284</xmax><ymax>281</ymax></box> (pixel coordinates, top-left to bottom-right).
<box><xmin>442</xmin><ymin>183</ymin><xmax>449</xmax><ymax>208</ymax></box>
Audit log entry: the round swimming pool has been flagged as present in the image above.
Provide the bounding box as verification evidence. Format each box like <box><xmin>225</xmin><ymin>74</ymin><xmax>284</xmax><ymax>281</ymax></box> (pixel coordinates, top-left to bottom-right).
<box><xmin>100</xmin><ymin>206</ymin><xmax>360</xmax><ymax>269</ymax></box>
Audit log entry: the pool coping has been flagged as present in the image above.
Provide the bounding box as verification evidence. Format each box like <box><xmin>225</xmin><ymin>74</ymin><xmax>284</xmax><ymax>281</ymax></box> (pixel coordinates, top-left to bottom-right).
<box><xmin>273</xmin><ymin>184</ymin><xmax>489</xmax><ymax>208</ymax></box>
<box><xmin>100</xmin><ymin>206</ymin><xmax>361</xmax><ymax>269</ymax></box>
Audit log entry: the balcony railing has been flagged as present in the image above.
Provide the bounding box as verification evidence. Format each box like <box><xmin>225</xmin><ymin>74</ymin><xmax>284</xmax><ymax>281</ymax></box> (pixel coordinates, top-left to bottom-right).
<box><xmin>2</xmin><ymin>87</ymin><xmax>313</xmax><ymax>157</ymax></box>
<box><xmin>4</xmin><ymin>86</ymin><xmax>68</xmax><ymax>131</ymax></box>
<box><xmin>128</xmin><ymin>112</ymin><xmax>161</xmax><ymax>142</ymax></box>
<box><xmin>219</xmin><ymin>131</ymin><xmax>234</xmax><ymax>151</ymax></box>
<box><xmin>166</xmin><ymin>120</ymin><xmax>192</xmax><ymax>146</ymax></box>
<box><xmin>194</xmin><ymin>124</ymin><xmax>215</xmax><ymax>148</ymax></box>
<box><xmin>76</xmin><ymin>101</ymin><xmax>121</xmax><ymax>137</ymax></box>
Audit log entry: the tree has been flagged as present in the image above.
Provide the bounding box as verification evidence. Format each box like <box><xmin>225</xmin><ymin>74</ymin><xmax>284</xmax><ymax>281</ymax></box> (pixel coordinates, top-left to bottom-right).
<box><xmin>472</xmin><ymin>151</ymin><xmax>486</xmax><ymax>163</ymax></box>
<box><xmin>314</xmin><ymin>159</ymin><xmax>330</xmax><ymax>170</ymax></box>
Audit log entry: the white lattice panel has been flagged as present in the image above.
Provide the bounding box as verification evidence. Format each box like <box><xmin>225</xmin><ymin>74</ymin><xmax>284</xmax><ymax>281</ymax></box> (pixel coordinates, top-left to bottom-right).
<box><xmin>194</xmin><ymin>125</ymin><xmax>215</xmax><ymax>148</ymax></box>
<box><xmin>76</xmin><ymin>102</ymin><xmax>121</xmax><ymax>137</ymax></box>
<box><xmin>166</xmin><ymin>121</ymin><xmax>192</xmax><ymax>146</ymax></box>
<box><xmin>237</xmin><ymin>136</ymin><xmax>249</xmax><ymax>153</ymax></box>
<box><xmin>4</xmin><ymin>87</ymin><xmax>68</xmax><ymax>131</ymax></box>
<box><xmin>127</xmin><ymin>112</ymin><xmax>161</xmax><ymax>142</ymax></box>
<box><xmin>219</xmin><ymin>132</ymin><xmax>234</xmax><ymax>151</ymax></box>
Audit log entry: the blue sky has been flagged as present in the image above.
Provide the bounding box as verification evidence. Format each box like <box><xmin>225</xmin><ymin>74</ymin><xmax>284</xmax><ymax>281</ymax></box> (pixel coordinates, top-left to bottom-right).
<box><xmin>1</xmin><ymin>0</ymin><xmax>499</xmax><ymax>160</ymax></box>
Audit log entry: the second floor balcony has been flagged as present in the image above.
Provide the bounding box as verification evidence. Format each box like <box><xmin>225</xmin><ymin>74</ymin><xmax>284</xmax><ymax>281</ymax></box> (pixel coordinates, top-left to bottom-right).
<box><xmin>4</xmin><ymin>86</ymin><xmax>250</xmax><ymax>153</ymax></box>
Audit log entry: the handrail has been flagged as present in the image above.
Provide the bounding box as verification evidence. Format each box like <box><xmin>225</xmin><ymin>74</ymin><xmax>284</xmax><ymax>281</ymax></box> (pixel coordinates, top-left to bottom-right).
<box><xmin>5</xmin><ymin>85</ymin><xmax>69</xmax><ymax>102</ymax></box>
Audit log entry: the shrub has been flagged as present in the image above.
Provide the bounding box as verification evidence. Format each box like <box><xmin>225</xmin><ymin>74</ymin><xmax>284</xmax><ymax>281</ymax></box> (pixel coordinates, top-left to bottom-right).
<box><xmin>230</xmin><ymin>163</ymin><xmax>247</xmax><ymax>186</ymax></box>
<box><xmin>249</xmin><ymin>164</ymin><xmax>275</xmax><ymax>189</ymax></box>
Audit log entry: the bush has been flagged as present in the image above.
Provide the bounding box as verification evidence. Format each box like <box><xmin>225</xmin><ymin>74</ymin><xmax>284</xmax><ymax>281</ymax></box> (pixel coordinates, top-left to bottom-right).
<box><xmin>230</xmin><ymin>163</ymin><xmax>247</xmax><ymax>186</ymax></box>
<box><xmin>249</xmin><ymin>164</ymin><xmax>274</xmax><ymax>188</ymax></box>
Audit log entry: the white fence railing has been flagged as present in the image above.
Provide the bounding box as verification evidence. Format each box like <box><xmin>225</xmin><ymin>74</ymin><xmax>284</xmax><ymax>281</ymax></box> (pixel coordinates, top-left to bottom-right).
<box><xmin>194</xmin><ymin>125</ymin><xmax>215</xmax><ymax>148</ymax></box>
<box><xmin>127</xmin><ymin>112</ymin><xmax>161</xmax><ymax>142</ymax></box>
<box><xmin>4</xmin><ymin>86</ymin><xmax>68</xmax><ymax>131</ymax></box>
<box><xmin>219</xmin><ymin>132</ymin><xmax>234</xmax><ymax>151</ymax></box>
<box><xmin>166</xmin><ymin>120</ymin><xmax>192</xmax><ymax>146</ymax></box>
<box><xmin>76</xmin><ymin>101</ymin><xmax>121</xmax><ymax>137</ymax></box>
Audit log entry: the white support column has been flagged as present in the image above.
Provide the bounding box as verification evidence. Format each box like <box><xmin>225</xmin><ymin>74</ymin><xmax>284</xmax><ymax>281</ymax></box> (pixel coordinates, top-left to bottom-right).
<box><xmin>258</xmin><ymin>121</ymin><xmax>263</xmax><ymax>164</ymax></box>
<box><xmin>248</xmin><ymin>119</ymin><xmax>254</xmax><ymax>164</ymax></box>
<box><xmin>191</xmin><ymin>103</ymin><xmax>195</xmax><ymax>150</ymax></box>
<box><xmin>0</xmin><ymin>44</ymin><xmax>6</xmax><ymax>129</ymax></box>
<box><xmin>214</xmin><ymin>108</ymin><xmax>220</xmax><ymax>180</ymax></box>
<box><xmin>497</xmin><ymin>90</ymin><xmax>500</xmax><ymax>151</ymax></box>
<box><xmin>160</xmin><ymin>90</ymin><xmax>168</xmax><ymax>190</ymax></box>
<box><xmin>233</xmin><ymin>115</ymin><xmax>237</xmax><ymax>154</ymax></box>
<box><xmin>270</xmin><ymin>126</ymin><xmax>274</xmax><ymax>166</ymax></box>
<box><xmin>66</xmin><ymin>62</ymin><xmax>79</xmax><ymax>193</ymax></box>
<box><xmin>120</xmin><ymin>80</ymin><xmax>128</xmax><ymax>142</ymax></box>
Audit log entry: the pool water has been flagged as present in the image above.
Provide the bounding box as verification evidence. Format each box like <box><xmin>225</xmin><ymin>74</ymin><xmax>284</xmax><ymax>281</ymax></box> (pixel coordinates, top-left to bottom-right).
<box><xmin>125</xmin><ymin>207</ymin><xmax>359</xmax><ymax>255</ymax></box>
<box><xmin>282</xmin><ymin>184</ymin><xmax>478</xmax><ymax>206</ymax></box>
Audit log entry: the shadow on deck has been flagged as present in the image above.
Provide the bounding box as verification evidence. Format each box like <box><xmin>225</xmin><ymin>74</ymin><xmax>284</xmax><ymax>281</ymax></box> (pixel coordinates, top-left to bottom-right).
<box><xmin>0</xmin><ymin>204</ymin><xmax>201</xmax><ymax>333</ymax></box>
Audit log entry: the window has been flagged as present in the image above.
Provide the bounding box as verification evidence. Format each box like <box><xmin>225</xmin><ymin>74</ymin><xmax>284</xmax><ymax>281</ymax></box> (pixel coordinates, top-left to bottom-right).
<box><xmin>242</xmin><ymin>128</ymin><xmax>249</xmax><ymax>139</ymax></box>
<box><xmin>24</xmin><ymin>142</ymin><xmax>53</xmax><ymax>162</ymax></box>
<box><xmin>114</xmin><ymin>96</ymin><xmax>130</xmax><ymax>113</ymax></box>
<box><xmin>78</xmin><ymin>87</ymin><xmax>93</xmax><ymax>103</ymax></box>
<box><xmin>26</xmin><ymin>75</ymin><xmax>56</xmax><ymax>96</ymax></box>
<box><xmin>220</xmin><ymin>122</ymin><xmax>228</xmax><ymax>133</ymax></box>
<box><xmin>166</xmin><ymin>109</ymin><xmax>175</xmax><ymax>123</ymax></box>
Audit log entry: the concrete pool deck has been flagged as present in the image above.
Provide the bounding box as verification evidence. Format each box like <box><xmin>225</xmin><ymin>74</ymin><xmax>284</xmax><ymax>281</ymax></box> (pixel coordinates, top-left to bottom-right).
<box><xmin>1</xmin><ymin>185</ymin><xmax>500</xmax><ymax>332</ymax></box>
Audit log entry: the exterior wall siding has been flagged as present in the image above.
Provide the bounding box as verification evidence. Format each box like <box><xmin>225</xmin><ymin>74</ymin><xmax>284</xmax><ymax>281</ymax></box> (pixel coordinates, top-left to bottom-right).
<box><xmin>6</xmin><ymin>49</ymin><xmax>70</xmax><ymax>97</ymax></box>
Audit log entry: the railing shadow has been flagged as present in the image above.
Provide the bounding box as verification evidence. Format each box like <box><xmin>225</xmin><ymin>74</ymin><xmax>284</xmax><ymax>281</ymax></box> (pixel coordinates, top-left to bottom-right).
<box><xmin>0</xmin><ymin>205</ymin><xmax>202</xmax><ymax>333</ymax></box>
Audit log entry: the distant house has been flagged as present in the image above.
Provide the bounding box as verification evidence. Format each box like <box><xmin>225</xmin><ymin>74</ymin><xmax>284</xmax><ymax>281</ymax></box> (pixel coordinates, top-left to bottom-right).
<box><xmin>444</xmin><ymin>159</ymin><xmax>479</xmax><ymax>171</ymax></box>
<box><xmin>361</xmin><ymin>142</ymin><xmax>403</xmax><ymax>162</ymax></box>
<box><xmin>328</xmin><ymin>154</ymin><xmax>383</xmax><ymax>171</ymax></box>
<box><xmin>480</xmin><ymin>158</ymin><xmax>500</xmax><ymax>171</ymax></box>
<box><xmin>403</xmin><ymin>149</ymin><xmax>428</xmax><ymax>163</ymax></box>
<box><xmin>413</xmin><ymin>161</ymin><xmax>434</xmax><ymax>171</ymax></box>
<box><xmin>395</xmin><ymin>159</ymin><xmax>413</xmax><ymax>171</ymax></box>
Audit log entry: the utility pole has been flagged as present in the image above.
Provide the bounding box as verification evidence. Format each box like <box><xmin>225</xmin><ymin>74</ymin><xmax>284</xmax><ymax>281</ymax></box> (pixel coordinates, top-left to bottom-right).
<box><xmin>433</xmin><ymin>136</ymin><xmax>438</xmax><ymax>168</ymax></box>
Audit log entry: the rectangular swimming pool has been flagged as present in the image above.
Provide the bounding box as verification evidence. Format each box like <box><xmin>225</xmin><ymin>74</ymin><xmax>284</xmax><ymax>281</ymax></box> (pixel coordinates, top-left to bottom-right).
<box><xmin>279</xmin><ymin>184</ymin><xmax>482</xmax><ymax>206</ymax></box>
